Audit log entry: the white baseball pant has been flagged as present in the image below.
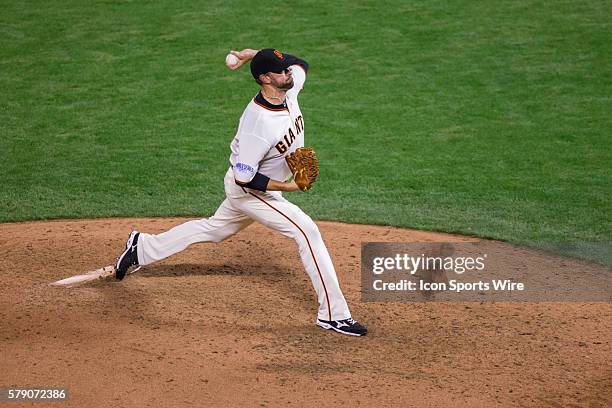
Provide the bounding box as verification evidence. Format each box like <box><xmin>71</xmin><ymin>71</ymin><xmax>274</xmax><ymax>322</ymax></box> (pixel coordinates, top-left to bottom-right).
<box><xmin>136</xmin><ymin>168</ymin><xmax>351</xmax><ymax>321</ymax></box>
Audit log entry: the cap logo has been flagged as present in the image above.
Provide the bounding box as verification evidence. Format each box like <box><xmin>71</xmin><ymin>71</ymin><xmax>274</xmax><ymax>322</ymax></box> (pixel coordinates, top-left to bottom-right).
<box><xmin>273</xmin><ymin>50</ymin><xmax>284</xmax><ymax>59</ymax></box>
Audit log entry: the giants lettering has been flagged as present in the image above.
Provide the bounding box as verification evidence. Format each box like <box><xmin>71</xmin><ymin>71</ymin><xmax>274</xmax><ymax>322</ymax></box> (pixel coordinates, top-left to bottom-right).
<box><xmin>275</xmin><ymin>115</ymin><xmax>304</xmax><ymax>154</ymax></box>
<box><xmin>294</xmin><ymin>115</ymin><xmax>304</xmax><ymax>133</ymax></box>
<box><xmin>287</xmin><ymin>129</ymin><xmax>295</xmax><ymax>144</ymax></box>
<box><xmin>275</xmin><ymin>141</ymin><xmax>288</xmax><ymax>153</ymax></box>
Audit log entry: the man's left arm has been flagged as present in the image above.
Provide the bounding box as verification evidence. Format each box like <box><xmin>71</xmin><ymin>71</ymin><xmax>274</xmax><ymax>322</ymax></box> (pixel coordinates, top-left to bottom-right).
<box><xmin>283</xmin><ymin>54</ymin><xmax>308</xmax><ymax>74</ymax></box>
<box><xmin>284</xmin><ymin>54</ymin><xmax>308</xmax><ymax>95</ymax></box>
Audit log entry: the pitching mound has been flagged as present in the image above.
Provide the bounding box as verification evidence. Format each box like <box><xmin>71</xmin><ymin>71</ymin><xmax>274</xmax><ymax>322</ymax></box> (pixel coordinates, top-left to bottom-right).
<box><xmin>1</xmin><ymin>218</ymin><xmax>610</xmax><ymax>407</ymax></box>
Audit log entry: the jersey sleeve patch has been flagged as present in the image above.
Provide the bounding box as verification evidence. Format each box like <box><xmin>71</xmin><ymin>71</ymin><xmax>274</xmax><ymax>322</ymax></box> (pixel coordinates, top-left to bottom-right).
<box><xmin>234</xmin><ymin>162</ymin><xmax>256</xmax><ymax>182</ymax></box>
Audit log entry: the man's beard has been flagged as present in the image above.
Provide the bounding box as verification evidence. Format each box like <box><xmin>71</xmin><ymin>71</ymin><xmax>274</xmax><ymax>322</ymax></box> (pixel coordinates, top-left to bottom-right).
<box><xmin>278</xmin><ymin>78</ymin><xmax>294</xmax><ymax>90</ymax></box>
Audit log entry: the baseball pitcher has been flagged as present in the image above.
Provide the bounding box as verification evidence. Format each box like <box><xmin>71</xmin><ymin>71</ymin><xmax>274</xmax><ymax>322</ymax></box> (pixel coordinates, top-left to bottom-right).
<box><xmin>115</xmin><ymin>48</ymin><xmax>367</xmax><ymax>336</ymax></box>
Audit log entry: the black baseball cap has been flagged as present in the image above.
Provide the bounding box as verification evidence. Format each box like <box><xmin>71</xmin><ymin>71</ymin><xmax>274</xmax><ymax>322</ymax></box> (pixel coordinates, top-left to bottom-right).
<box><xmin>250</xmin><ymin>48</ymin><xmax>291</xmax><ymax>80</ymax></box>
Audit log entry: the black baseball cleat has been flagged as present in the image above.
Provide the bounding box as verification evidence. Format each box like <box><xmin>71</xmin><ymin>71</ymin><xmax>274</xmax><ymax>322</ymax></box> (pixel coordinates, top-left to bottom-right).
<box><xmin>115</xmin><ymin>231</ymin><xmax>140</xmax><ymax>280</ymax></box>
<box><xmin>316</xmin><ymin>318</ymin><xmax>368</xmax><ymax>337</ymax></box>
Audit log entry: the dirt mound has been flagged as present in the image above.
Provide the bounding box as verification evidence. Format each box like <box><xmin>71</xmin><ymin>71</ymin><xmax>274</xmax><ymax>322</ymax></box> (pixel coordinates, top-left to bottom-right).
<box><xmin>1</xmin><ymin>218</ymin><xmax>610</xmax><ymax>407</ymax></box>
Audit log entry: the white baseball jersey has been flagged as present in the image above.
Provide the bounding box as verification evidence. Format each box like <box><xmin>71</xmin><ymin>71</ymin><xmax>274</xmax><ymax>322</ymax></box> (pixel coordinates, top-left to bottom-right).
<box><xmin>230</xmin><ymin>65</ymin><xmax>307</xmax><ymax>185</ymax></box>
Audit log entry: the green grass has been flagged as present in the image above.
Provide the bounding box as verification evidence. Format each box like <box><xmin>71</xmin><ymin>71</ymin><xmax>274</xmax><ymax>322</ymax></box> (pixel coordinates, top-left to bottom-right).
<box><xmin>1</xmin><ymin>1</ymin><xmax>610</xmax><ymax>263</ymax></box>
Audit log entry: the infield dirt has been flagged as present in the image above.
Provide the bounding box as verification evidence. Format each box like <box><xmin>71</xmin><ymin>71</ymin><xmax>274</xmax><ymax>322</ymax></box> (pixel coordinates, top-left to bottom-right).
<box><xmin>1</xmin><ymin>218</ymin><xmax>610</xmax><ymax>407</ymax></box>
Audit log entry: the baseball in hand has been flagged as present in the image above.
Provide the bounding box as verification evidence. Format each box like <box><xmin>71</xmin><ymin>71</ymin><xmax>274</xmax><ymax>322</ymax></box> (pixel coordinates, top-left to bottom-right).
<box><xmin>225</xmin><ymin>53</ymin><xmax>240</xmax><ymax>69</ymax></box>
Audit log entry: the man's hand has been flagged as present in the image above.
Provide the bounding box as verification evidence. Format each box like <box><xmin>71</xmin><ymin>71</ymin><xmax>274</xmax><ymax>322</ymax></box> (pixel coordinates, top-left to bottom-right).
<box><xmin>226</xmin><ymin>48</ymin><xmax>259</xmax><ymax>70</ymax></box>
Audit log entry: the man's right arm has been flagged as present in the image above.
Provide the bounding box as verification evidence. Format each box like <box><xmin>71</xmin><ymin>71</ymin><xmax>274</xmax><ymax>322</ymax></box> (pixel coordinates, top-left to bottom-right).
<box><xmin>226</xmin><ymin>48</ymin><xmax>259</xmax><ymax>70</ymax></box>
